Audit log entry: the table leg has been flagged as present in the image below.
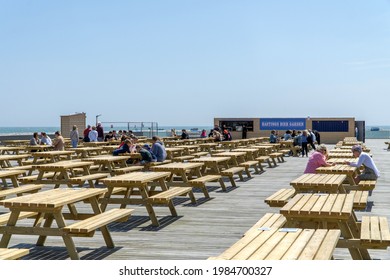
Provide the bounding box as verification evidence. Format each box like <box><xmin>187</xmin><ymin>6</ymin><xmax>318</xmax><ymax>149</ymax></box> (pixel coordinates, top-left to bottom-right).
<box><xmin>100</xmin><ymin>187</ymin><xmax>114</xmax><ymax>212</ymax></box>
<box><xmin>0</xmin><ymin>210</ymin><xmax>21</xmax><ymax>247</ymax></box>
<box><xmin>140</xmin><ymin>186</ymin><xmax>159</xmax><ymax>226</ymax></box>
<box><xmin>36</xmin><ymin>214</ymin><xmax>55</xmax><ymax>246</ymax></box>
<box><xmin>10</xmin><ymin>175</ymin><xmax>20</xmax><ymax>188</ymax></box>
<box><xmin>53</xmin><ymin>212</ymin><xmax>80</xmax><ymax>260</ymax></box>
<box><xmin>89</xmin><ymin>197</ymin><xmax>114</xmax><ymax>248</ymax></box>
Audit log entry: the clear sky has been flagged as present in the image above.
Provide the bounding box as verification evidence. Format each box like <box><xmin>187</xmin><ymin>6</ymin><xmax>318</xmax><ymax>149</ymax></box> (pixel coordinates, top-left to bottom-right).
<box><xmin>1</xmin><ymin>0</ymin><xmax>389</xmax><ymax>127</ymax></box>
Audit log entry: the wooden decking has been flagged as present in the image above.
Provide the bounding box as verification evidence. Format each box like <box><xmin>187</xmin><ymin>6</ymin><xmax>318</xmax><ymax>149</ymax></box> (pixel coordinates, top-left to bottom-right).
<box><xmin>2</xmin><ymin>139</ymin><xmax>390</xmax><ymax>260</ymax></box>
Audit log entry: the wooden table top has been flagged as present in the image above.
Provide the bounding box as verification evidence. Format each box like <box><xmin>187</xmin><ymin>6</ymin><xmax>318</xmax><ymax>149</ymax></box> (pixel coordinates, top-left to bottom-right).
<box><xmin>0</xmin><ymin>154</ymin><xmax>30</xmax><ymax>160</ymax></box>
<box><xmin>0</xmin><ymin>188</ymin><xmax>107</xmax><ymax>209</ymax></box>
<box><xmin>316</xmin><ymin>165</ymin><xmax>358</xmax><ymax>175</ymax></box>
<box><xmin>280</xmin><ymin>192</ymin><xmax>355</xmax><ymax>219</ymax></box>
<box><xmin>150</xmin><ymin>162</ymin><xmax>204</xmax><ymax>171</ymax></box>
<box><xmin>82</xmin><ymin>155</ymin><xmax>130</xmax><ymax>163</ymax></box>
<box><xmin>213</xmin><ymin>228</ymin><xmax>341</xmax><ymax>260</ymax></box>
<box><xmin>213</xmin><ymin>151</ymin><xmax>247</xmax><ymax>157</ymax></box>
<box><xmin>31</xmin><ymin>151</ymin><xmax>74</xmax><ymax>157</ymax></box>
<box><xmin>0</xmin><ymin>169</ymin><xmax>28</xmax><ymax>178</ymax></box>
<box><xmin>101</xmin><ymin>171</ymin><xmax>171</xmax><ymax>184</ymax></box>
<box><xmin>69</xmin><ymin>147</ymin><xmax>103</xmax><ymax>151</ymax></box>
<box><xmin>190</xmin><ymin>156</ymin><xmax>231</xmax><ymax>163</ymax></box>
<box><xmin>290</xmin><ymin>174</ymin><xmax>347</xmax><ymax>188</ymax></box>
<box><xmin>32</xmin><ymin>160</ymin><xmax>94</xmax><ymax>170</ymax></box>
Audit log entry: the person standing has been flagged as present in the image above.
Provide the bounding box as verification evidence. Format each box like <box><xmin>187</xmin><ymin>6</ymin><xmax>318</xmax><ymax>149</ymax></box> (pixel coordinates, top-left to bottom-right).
<box><xmin>83</xmin><ymin>125</ymin><xmax>91</xmax><ymax>142</ymax></box>
<box><xmin>88</xmin><ymin>126</ymin><xmax>98</xmax><ymax>142</ymax></box>
<box><xmin>269</xmin><ymin>130</ymin><xmax>278</xmax><ymax>143</ymax></box>
<box><xmin>70</xmin><ymin>125</ymin><xmax>79</xmax><ymax>148</ymax></box>
<box><xmin>96</xmin><ymin>122</ymin><xmax>104</xmax><ymax>142</ymax></box>
<box><xmin>301</xmin><ymin>130</ymin><xmax>309</xmax><ymax>157</ymax></box>
<box><xmin>242</xmin><ymin>125</ymin><xmax>248</xmax><ymax>139</ymax></box>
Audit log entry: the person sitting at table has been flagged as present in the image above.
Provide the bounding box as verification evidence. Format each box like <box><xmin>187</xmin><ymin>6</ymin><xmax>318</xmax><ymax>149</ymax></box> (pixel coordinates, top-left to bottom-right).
<box><xmin>269</xmin><ymin>130</ymin><xmax>278</xmax><ymax>143</ymax></box>
<box><xmin>30</xmin><ymin>132</ymin><xmax>40</xmax><ymax>146</ymax></box>
<box><xmin>283</xmin><ymin>130</ymin><xmax>292</xmax><ymax>140</ymax></box>
<box><xmin>345</xmin><ymin>145</ymin><xmax>380</xmax><ymax>184</ymax></box>
<box><xmin>88</xmin><ymin>126</ymin><xmax>98</xmax><ymax>142</ymax></box>
<box><xmin>212</xmin><ymin>129</ymin><xmax>223</xmax><ymax>142</ymax></box>
<box><xmin>134</xmin><ymin>145</ymin><xmax>153</xmax><ymax>165</ymax></box>
<box><xmin>181</xmin><ymin>129</ymin><xmax>189</xmax><ymax>140</ymax></box>
<box><xmin>304</xmin><ymin>144</ymin><xmax>334</xmax><ymax>174</ymax></box>
<box><xmin>40</xmin><ymin>132</ymin><xmax>52</xmax><ymax>146</ymax></box>
<box><xmin>200</xmin><ymin>129</ymin><xmax>207</xmax><ymax>138</ymax></box>
<box><xmin>151</xmin><ymin>136</ymin><xmax>167</xmax><ymax>162</ymax></box>
<box><xmin>112</xmin><ymin>139</ymin><xmax>132</xmax><ymax>156</ymax></box>
<box><xmin>52</xmin><ymin>131</ymin><xmax>65</xmax><ymax>151</ymax></box>
<box><xmin>143</xmin><ymin>144</ymin><xmax>157</xmax><ymax>162</ymax></box>
<box><xmin>104</xmin><ymin>131</ymin><xmax>114</xmax><ymax>142</ymax></box>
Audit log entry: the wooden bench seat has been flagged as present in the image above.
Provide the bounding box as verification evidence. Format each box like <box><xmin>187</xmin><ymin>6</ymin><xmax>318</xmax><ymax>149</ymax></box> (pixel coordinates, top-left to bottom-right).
<box><xmin>255</xmin><ymin>156</ymin><xmax>272</xmax><ymax>169</ymax></box>
<box><xmin>353</xmin><ymin>191</ymin><xmax>369</xmax><ymax>210</ymax></box>
<box><xmin>62</xmin><ymin>208</ymin><xmax>134</xmax><ymax>236</ymax></box>
<box><xmin>112</xmin><ymin>166</ymin><xmax>144</xmax><ymax>175</ymax></box>
<box><xmin>239</xmin><ymin>161</ymin><xmax>260</xmax><ymax>177</ymax></box>
<box><xmin>68</xmin><ymin>173</ymin><xmax>109</xmax><ymax>188</ymax></box>
<box><xmin>265</xmin><ymin>189</ymin><xmax>295</xmax><ymax>207</ymax></box>
<box><xmin>18</xmin><ymin>172</ymin><xmax>56</xmax><ymax>183</ymax></box>
<box><xmin>0</xmin><ymin>211</ymin><xmax>37</xmax><ymax>226</ymax></box>
<box><xmin>360</xmin><ymin>216</ymin><xmax>390</xmax><ymax>249</ymax></box>
<box><xmin>279</xmin><ymin>149</ymin><xmax>291</xmax><ymax>155</ymax></box>
<box><xmin>171</xmin><ymin>155</ymin><xmax>195</xmax><ymax>162</ymax></box>
<box><xmin>269</xmin><ymin>152</ymin><xmax>284</xmax><ymax>165</ymax></box>
<box><xmin>358</xmin><ymin>180</ymin><xmax>376</xmax><ymax>191</ymax></box>
<box><xmin>189</xmin><ymin>175</ymin><xmax>226</xmax><ymax>197</ymax></box>
<box><xmin>148</xmin><ymin>187</ymin><xmax>196</xmax><ymax>205</ymax></box>
<box><xmin>220</xmin><ymin>167</ymin><xmax>245</xmax><ymax>187</ymax></box>
<box><xmin>0</xmin><ymin>184</ymin><xmax>43</xmax><ymax>200</ymax></box>
<box><xmin>0</xmin><ymin>248</ymin><xmax>30</xmax><ymax>260</ymax></box>
<box><xmin>191</xmin><ymin>151</ymin><xmax>209</xmax><ymax>158</ymax></box>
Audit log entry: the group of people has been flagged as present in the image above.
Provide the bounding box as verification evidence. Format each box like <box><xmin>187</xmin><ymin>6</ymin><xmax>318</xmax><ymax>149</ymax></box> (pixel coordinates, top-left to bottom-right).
<box><xmin>303</xmin><ymin>144</ymin><xmax>379</xmax><ymax>185</ymax></box>
<box><xmin>112</xmin><ymin>135</ymin><xmax>167</xmax><ymax>166</ymax></box>
<box><xmin>29</xmin><ymin>131</ymin><xmax>65</xmax><ymax>151</ymax></box>
<box><xmin>270</xmin><ymin>129</ymin><xmax>320</xmax><ymax>157</ymax></box>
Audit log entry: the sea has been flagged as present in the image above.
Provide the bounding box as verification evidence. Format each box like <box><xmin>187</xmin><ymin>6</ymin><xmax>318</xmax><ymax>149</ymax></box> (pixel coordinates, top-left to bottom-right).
<box><xmin>0</xmin><ymin>125</ymin><xmax>389</xmax><ymax>138</ymax></box>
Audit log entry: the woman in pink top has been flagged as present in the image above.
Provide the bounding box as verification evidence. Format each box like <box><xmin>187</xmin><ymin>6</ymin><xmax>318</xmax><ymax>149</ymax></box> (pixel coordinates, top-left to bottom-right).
<box><xmin>304</xmin><ymin>144</ymin><xmax>334</xmax><ymax>174</ymax></box>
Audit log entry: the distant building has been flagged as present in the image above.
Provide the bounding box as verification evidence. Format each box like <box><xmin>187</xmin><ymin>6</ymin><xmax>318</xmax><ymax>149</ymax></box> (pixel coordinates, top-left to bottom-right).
<box><xmin>60</xmin><ymin>112</ymin><xmax>86</xmax><ymax>137</ymax></box>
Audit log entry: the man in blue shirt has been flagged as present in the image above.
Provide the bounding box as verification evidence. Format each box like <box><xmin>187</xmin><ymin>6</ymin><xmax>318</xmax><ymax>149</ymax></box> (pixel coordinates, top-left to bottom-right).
<box><xmin>151</xmin><ymin>136</ymin><xmax>167</xmax><ymax>162</ymax></box>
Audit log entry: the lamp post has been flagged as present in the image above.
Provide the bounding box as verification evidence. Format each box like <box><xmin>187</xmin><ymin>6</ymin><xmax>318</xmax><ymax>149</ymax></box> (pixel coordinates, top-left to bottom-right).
<box><xmin>96</xmin><ymin>114</ymin><xmax>102</xmax><ymax>126</ymax></box>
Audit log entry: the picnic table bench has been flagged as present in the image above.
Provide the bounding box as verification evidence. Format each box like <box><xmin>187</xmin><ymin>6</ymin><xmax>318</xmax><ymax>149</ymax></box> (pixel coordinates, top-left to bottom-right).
<box><xmin>0</xmin><ymin>184</ymin><xmax>43</xmax><ymax>200</ymax></box>
<box><xmin>0</xmin><ymin>248</ymin><xmax>30</xmax><ymax>260</ymax></box>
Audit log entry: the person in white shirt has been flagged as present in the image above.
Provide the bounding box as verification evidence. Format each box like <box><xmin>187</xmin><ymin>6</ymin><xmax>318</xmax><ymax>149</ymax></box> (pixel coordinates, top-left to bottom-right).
<box><xmin>40</xmin><ymin>132</ymin><xmax>52</xmax><ymax>145</ymax></box>
<box><xmin>345</xmin><ymin>145</ymin><xmax>379</xmax><ymax>184</ymax></box>
<box><xmin>88</xmin><ymin>126</ymin><xmax>98</xmax><ymax>142</ymax></box>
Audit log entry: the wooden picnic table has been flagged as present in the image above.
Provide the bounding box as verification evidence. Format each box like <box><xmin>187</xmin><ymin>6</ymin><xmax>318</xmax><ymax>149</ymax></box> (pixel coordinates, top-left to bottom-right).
<box><xmin>327</xmin><ymin>158</ymin><xmax>358</xmax><ymax>165</ymax></box>
<box><xmin>0</xmin><ymin>169</ymin><xmax>27</xmax><ymax>188</ymax></box>
<box><xmin>316</xmin><ymin>165</ymin><xmax>359</xmax><ymax>186</ymax></box>
<box><xmin>251</xmin><ymin>145</ymin><xmax>274</xmax><ymax>156</ymax></box>
<box><xmin>101</xmin><ymin>171</ymin><xmax>181</xmax><ymax>226</ymax></box>
<box><xmin>189</xmin><ymin>157</ymin><xmax>231</xmax><ymax>174</ymax></box>
<box><xmin>175</xmin><ymin>145</ymin><xmax>200</xmax><ymax>155</ymax></box>
<box><xmin>24</xmin><ymin>145</ymin><xmax>52</xmax><ymax>153</ymax></box>
<box><xmin>1</xmin><ymin>140</ymin><xmax>29</xmax><ymax>146</ymax></box>
<box><xmin>0</xmin><ymin>154</ymin><xmax>30</xmax><ymax>168</ymax></box>
<box><xmin>165</xmin><ymin>147</ymin><xmax>185</xmax><ymax>159</ymax></box>
<box><xmin>31</xmin><ymin>160</ymin><xmax>94</xmax><ymax>188</ymax></box>
<box><xmin>213</xmin><ymin>151</ymin><xmax>247</xmax><ymax>166</ymax></box>
<box><xmin>31</xmin><ymin>150</ymin><xmax>74</xmax><ymax>164</ymax></box>
<box><xmin>210</xmin><ymin>227</ymin><xmax>341</xmax><ymax>260</ymax></box>
<box><xmin>280</xmin><ymin>192</ymin><xmax>371</xmax><ymax>260</ymax></box>
<box><xmin>290</xmin><ymin>173</ymin><xmax>348</xmax><ymax>193</ymax></box>
<box><xmin>0</xmin><ymin>188</ymin><xmax>131</xmax><ymax>260</ymax></box>
<box><xmin>150</xmin><ymin>162</ymin><xmax>204</xmax><ymax>183</ymax></box>
<box><xmin>69</xmin><ymin>147</ymin><xmax>103</xmax><ymax>158</ymax></box>
<box><xmin>232</xmin><ymin>148</ymin><xmax>259</xmax><ymax>160</ymax></box>
<box><xmin>82</xmin><ymin>155</ymin><xmax>130</xmax><ymax>175</ymax></box>
<box><xmin>0</xmin><ymin>146</ymin><xmax>25</xmax><ymax>155</ymax></box>
<box><xmin>198</xmin><ymin>143</ymin><xmax>218</xmax><ymax>153</ymax></box>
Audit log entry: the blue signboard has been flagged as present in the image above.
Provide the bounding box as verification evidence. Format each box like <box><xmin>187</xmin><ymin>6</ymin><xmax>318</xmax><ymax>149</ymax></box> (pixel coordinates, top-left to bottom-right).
<box><xmin>260</xmin><ymin>118</ymin><xmax>306</xmax><ymax>130</ymax></box>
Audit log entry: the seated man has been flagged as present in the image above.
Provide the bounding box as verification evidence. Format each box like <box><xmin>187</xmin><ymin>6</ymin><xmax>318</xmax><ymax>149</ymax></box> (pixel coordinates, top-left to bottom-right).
<box><xmin>151</xmin><ymin>136</ymin><xmax>167</xmax><ymax>162</ymax></box>
<box><xmin>135</xmin><ymin>145</ymin><xmax>153</xmax><ymax>165</ymax></box>
<box><xmin>52</xmin><ymin>131</ymin><xmax>65</xmax><ymax>151</ymax></box>
<box><xmin>40</xmin><ymin>132</ymin><xmax>52</xmax><ymax>146</ymax></box>
<box><xmin>113</xmin><ymin>139</ymin><xmax>132</xmax><ymax>156</ymax></box>
<box><xmin>345</xmin><ymin>145</ymin><xmax>380</xmax><ymax>184</ymax></box>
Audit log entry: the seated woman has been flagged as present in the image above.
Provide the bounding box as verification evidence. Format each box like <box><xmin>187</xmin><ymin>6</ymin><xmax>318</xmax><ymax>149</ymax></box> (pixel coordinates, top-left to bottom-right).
<box><xmin>304</xmin><ymin>144</ymin><xmax>334</xmax><ymax>174</ymax></box>
<box><xmin>345</xmin><ymin>145</ymin><xmax>380</xmax><ymax>184</ymax></box>
<box><xmin>135</xmin><ymin>145</ymin><xmax>153</xmax><ymax>165</ymax></box>
<box><xmin>112</xmin><ymin>139</ymin><xmax>132</xmax><ymax>156</ymax></box>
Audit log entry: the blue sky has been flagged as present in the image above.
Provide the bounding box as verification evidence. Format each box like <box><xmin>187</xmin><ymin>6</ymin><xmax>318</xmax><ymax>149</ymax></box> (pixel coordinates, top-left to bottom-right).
<box><xmin>1</xmin><ymin>0</ymin><xmax>389</xmax><ymax>126</ymax></box>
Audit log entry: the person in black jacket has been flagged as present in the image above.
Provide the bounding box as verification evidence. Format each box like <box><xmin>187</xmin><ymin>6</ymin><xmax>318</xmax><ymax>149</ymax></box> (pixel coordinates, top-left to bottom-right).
<box><xmin>181</xmin><ymin>129</ymin><xmax>189</xmax><ymax>139</ymax></box>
